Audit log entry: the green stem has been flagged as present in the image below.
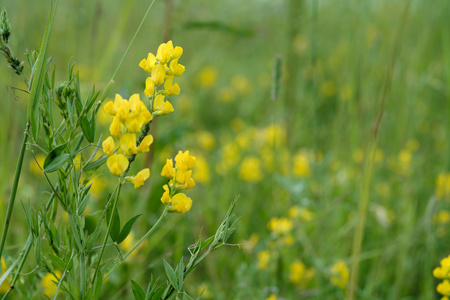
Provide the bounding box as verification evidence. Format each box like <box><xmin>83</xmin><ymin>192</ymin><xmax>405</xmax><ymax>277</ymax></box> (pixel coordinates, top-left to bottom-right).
<box><xmin>80</xmin><ymin>252</ymin><xmax>86</xmax><ymax>297</ymax></box>
<box><xmin>2</xmin><ymin>236</ymin><xmax>32</xmax><ymax>300</ymax></box>
<box><xmin>91</xmin><ymin>181</ymin><xmax>123</xmax><ymax>287</ymax></box>
<box><xmin>104</xmin><ymin>205</ymin><xmax>169</xmax><ymax>279</ymax></box>
<box><xmin>0</xmin><ymin>123</ymin><xmax>29</xmax><ymax>260</ymax></box>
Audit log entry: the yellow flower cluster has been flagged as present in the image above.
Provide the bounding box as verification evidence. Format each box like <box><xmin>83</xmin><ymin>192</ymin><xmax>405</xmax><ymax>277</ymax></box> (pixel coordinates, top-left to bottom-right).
<box><xmin>289</xmin><ymin>260</ymin><xmax>315</xmax><ymax>286</ymax></box>
<box><xmin>268</xmin><ymin>217</ymin><xmax>293</xmax><ymax>236</ymax></box>
<box><xmin>139</xmin><ymin>40</ymin><xmax>185</xmax><ymax>116</ymax></box>
<box><xmin>160</xmin><ymin>150</ymin><xmax>196</xmax><ymax>213</ymax></box>
<box><xmin>437</xmin><ymin>173</ymin><xmax>450</xmax><ymax>200</ymax></box>
<box><xmin>434</xmin><ymin>255</ymin><xmax>450</xmax><ymax>299</ymax></box>
<box><xmin>330</xmin><ymin>260</ymin><xmax>349</xmax><ymax>289</ymax></box>
<box><xmin>102</xmin><ymin>94</ymin><xmax>152</xmax><ymax>187</ymax></box>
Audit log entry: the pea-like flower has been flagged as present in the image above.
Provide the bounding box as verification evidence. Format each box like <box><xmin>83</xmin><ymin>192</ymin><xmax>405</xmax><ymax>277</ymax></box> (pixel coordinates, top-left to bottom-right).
<box><xmin>127</xmin><ymin>168</ymin><xmax>150</xmax><ymax>188</ymax></box>
<box><xmin>153</xmin><ymin>95</ymin><xmax>174</xmax><ymax>116</ymax></box>
<box><xmin>107</xmin><ymin>154</ymin><xmax>129</xmax><ymax>176</ymax></box>
<box><xmin>102</xmin><ymin>136</ymin><xmax>116</xmax><ymax>156</ymax></box>
<box><xmin>171</xmin><ymin>193</ymin><xmax>192</xmax><ymax>214</ymax></box>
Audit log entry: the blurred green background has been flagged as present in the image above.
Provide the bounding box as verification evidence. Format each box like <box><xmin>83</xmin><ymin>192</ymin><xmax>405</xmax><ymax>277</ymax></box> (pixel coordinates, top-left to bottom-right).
<box><xmin>1</xmin><ymin>0</ymin><xmax>450</xmax><ymax>299</ymax></box>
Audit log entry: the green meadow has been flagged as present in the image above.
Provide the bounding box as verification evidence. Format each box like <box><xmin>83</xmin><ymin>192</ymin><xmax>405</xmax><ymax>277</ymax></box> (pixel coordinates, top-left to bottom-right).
<box><xmin>0</xmin><ymin>0</ymin><xmax>450</xmax><ymax>299</ymax></box>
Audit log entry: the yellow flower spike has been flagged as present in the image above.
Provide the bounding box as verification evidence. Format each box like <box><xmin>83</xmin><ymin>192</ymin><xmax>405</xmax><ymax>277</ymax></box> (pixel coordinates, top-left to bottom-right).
<box><xmin>161</xmin><ymin>159</ymin><xmax>175</xmax><ymax>178</ymax></box>
<box><xmin>137</xmin><ymin>135</ymin><xmax>154</xmax><ymax>153</ymax></box>
<box><xmin>119</xmin><ymin>133</ymin><xmax>138</xmax><ymax>156</ymax></box>
<box><xmin>107</xmin><ymin>154</ymin><xmax>129</xmax><ymax>176</ymax></box>
<box><xmin>164</xmin><ymin>76</ymin><xmax>180</xmax><ymax>96</ymax></box>
<box><xmin>171</xmin><ymin>193</ymin><xmax>192</xmax><ymax>214</ymax></box>
<box><xmin>153</xmin><ymin>95</ymin><xmax>174</xmax><ymax>116</ymax></box>
<box><xmin>127</xmin><ymin>168</ymin><xmax>150</xmax><ymax>188</ymax></box>
<box><xmin>139</xmin><ymin>52</ymin><xmax>156</xmax><ymax>72</ymax></box>
<box><xmin>330</xmin><ymin>260</ymin><xmax>349</xmax><ymax>290</ymax></box>
<box><xmin>103</xmin><ymin>101</ymin><xmax>115</xmax><ymax>116</ymax></box>
<box><xmin>110</xmin><ymin>116</ymin><xmax>124</xmax><ymax>138</ymax></box>
<box><xmin>102</xmin><ymin>136</ymin><xmax>116</xmax><ymax>156</ymax></box>
<box><xmin>128</xmin><ymin>94</ymin><xmax>143</xmax><ymax>111</ymax></box>
<box><xmin>175</xmin><ymin>150</ymin><xmax>196</xmax><ymax>169</ymax></box>
<box><xmin>124</xmin><ymin>115</ymin><xmax>142</xmax><ymax>133</ymax></box>
<box><xmin>161</xmin><ymin>184</ymin><xmax>171</xmax><ymax>204</ymax></box>
<box><xmin>41</xmin><ymin>270</ymin><xmax>62</xmax><ymax>297</ymax></box>
<box><xmin>175</xmin><ymin>164</ymin><xmax>188</xmax><ymax>184</ymax></box>
<box><xmin>438</xmin><ymin>280</ymin><xmax>450</xmax><ymax>296</ymax></box>
<box><xmin>116</xmin><ymin>99</ymin><xmax>131</xmax><ymax>122</ymax></box>
<box><xmin>144</xmin><ymin>77</ymin><xmax>155</xmax><ymax>96</ymax></box>
<box><xmin>151</xmin><ymin>64</ymin><xmax>166</xmax><ymax>85</ymax></box>
<box><xmin>169</xmin><ymin>59</ymin><xmax>185</xmax><ymax>77</ymax></box>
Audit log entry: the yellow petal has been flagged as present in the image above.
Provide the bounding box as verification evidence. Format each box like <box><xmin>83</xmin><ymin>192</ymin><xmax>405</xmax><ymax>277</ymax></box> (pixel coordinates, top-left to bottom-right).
<box><xmin>107</xmin><ymin>154</ymin><xmax>129</xmax><ymax>176</ymax></box>
<box><xmin>119</xmin><ymin>133</ymin><xmax>137</xmax><ymax>156</ymax></box>
<box><xmin>171</xmin><ymin>193</ymin><xmax>192</xmax><ymax>214</ymax></box>
<box><xmin>102</xmin><ymin>136</ymin><xmax>116</xmax><ymax>156</ymax></box>
<box><xmin>137</xmin><ymin>135</ymin><xmax>154</xmax><ymax>153</ymax></box>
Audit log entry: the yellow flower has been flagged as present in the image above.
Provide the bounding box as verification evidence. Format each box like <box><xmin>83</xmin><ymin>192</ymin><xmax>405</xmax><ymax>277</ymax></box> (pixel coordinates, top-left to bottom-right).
<box><xmin>231</xmin><ymin>74</ymin><xmax>252</xmax><ymax>95</ymax></box>
<box><xmin>144</xmin><ymin>77</ymin><xmax>155</xmax><ymax>96</ymax></box>
<box><xmin>195</xmin><ymin>155</ymin><xmax>210</xmax><ymax>184</ymax></box>
<box><xmin>156</xmin><ymin>40</ymin><xmax>182</xmax><ymax>64</ymax></box>
<box><xmin>128</xmin><ymin>169</ymin><xmax>150</xmax><ymax>188</ymax></box>
<box><xmin>164</xmin><ymin>76</ymin><xmax>180</xmax><ymax>96</ymax></box>
<box><xmin>169</xmin><ymin>59</ymin><xmax>185</xmax><ymax>77</ymax></box>
<box><xmin>106</xmin><ymin>154</ymin><xmax>129</xmax><ymax>176</ymax></box>
<box><xmin>109</xmin><ymin>116</ymin><xmax>124</xmax><ymax>138</ymax></box>
<box><xmin>434</xmin><ymin>255</ymin><xmax>450</xmax><ymax>279</ymax></box>
<box><xmin>293</xmin><ymin>151</ymin><xmax>311</xmax><ymax>177</ymax></box>
<box><xmin>268</xmin><ymin>218</ymin><xmax>292</xmax><ymax>235</ymax></box>
<box><xmin>196</xmin><ymin>131</ymin><xmax>215</xmax><ymax>152</ymax></box>
<box><xmin>437</xmin><ymin>173</ymin><xmax>450</xmax><ymax>200</ymax></box>
<box><xmin>161</xmin><ymin>184</ymin><xmax>171</xmax><ymax>204</ymax></box>
<box><xmin>330</xmin><ymin>260</ymin><xmax>349</xmax><ymax>289</ymax></box>
<box><xmin>41</xmin><ymin>270</ymin><xmax>62</xmax><ymax>297</ymax></box>
<box><xmin>175</xmin><ymin>150</ymin><xmax>196</xmax><ymax>170</ymax></box>
<box><xmin>171</xmin><ymin>193</ymin><xmax>192</xmax><ymax>213</ymax></box>
<box><xmin>266</xmin><ymin>295</ymin><xmax>277</xmax><ymax>300</ymax></box>
<box><xmin>175</xmin><ymin>166</ymin><xmax>196</xmax><ymax>190</ymax></box>
<box><xmin>239</xmin><ymin>157</ymin><xmax>263</xmax><ymax>182</ymax></box>
<box><xmin>139</xmin><ymin>52</ymin><xmax>156</xmax><ymax>72</ymax></box>
<box><xmin>161</xmin><ymin>159</ymin><xmax>175</xmax><ymax>178</ymax></box>
<box><xmin>102</xmin><ymin>136</ymin><xmax>116</xmax><ymax>156</ymax></box>
<box><xmin>290</xmin><ymin>260</ymin><xmax>306</xmax><ymax>285</ymax></box>
<box><xmin>153</xmin><ymin>95</ymin><xmax>174</xmax><ymax>116</ymax></box>
<box><xmin>198</xmin><ymin>66</ymin><xmax>217</xmax><ymax>87</ymax></box>
<box><xmin>438</xmin><ymin>280</ymin><xmax>450</xmax><ymax>296</ymax></box>
<box><xmin>151</xmin><ymin>64</ymin><xmax>166</xmax><ymax>86</ymax></box>
<box><xmin>0</xmin><ymin>257</ymin><xmax>11</xmax><ymax>294</ymax></box>
<box><xmin>257</xmin><ymin>250</ymin><xmax>270</xmax><ymax>270</ymax></box>
<box><xmin>218</xmin><ymin>87</ymin><xmax>236</xmax><ymax>103</ymax></box>
<box><xmin>119</xmin><ymin>133</ymin><xmax>137</xmax><ymax>156</ymax></box>
<box><xmin>137</xmin><ymin>135</ymin><xmax>154</xmax><ymax>153</ymax></box>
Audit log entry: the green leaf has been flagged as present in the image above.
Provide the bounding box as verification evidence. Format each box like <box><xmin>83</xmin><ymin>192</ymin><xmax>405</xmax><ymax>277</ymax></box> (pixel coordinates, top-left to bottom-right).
<box><xmin>150</xmin><ymin>284</ymin><xmax>165</xmax><ymax>300</ymax></box>
<box><xmin>163</xmin><ymin>260</ymin><xmax>179</xmax><ymax>291</ymax></box>
<box><xmin>106</xmin><ymin>206</ymin><xmax>120</xmax><ymax>243</ymax></box>
<box><xmin>82</xmin><ymin>155</ymin><xmax>107</xmax><ymax>172</ymax></box>
<box><xmin>93</xmin><ymin>270</ymin><xmax>103</xmax><ymax>299</ymax></box>
<box><xmin>81</xmin><ymin>116</ymin><xmax>94</xmax><ymax>143</ymax></box>
<box><xmin>44</xmin><ymin>153</ymin><xmax>70</xmax><ymax>173</ymax></box>
<box><xmin>77</xmin><ymin>194</ymin><xmax>90</xmax><ymax>216</ymax></box>
<box><xmin>27</xmin><ymin>0</ymin><xmax>59</xmax><ymax>141</ymax></box>
<box><xmin>48</xmin><ymin>254</ymin><xmax>66</xmax><ymax>270</ymax></box>
<box><xmin>131</xmin><ymin>280</ymin><xmax>145</xmax><ymax>300</ymax></box>
<box><xmin>117</xmin><ymin>214</ymin><xmax>142</xmax><ymax>244</ymax></box>
<box><xmin>43</xmin><ymin>143</ymin><xmax>67</xmax><ymax>172</ymax></box>
<box><xmin>177</xmin><ymin>258</ymin><xmax>184</xmax><ymax>291</ymax></box>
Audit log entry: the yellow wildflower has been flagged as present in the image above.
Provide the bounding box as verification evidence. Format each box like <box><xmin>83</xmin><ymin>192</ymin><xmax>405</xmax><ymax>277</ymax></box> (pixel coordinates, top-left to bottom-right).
<box><xmin>161</xmin><ymin>159</ymin><xmax>176</xmax><ymax>178</ymax></box>
<box><xmin>139</xmin><ymin>52</ymin><xmax>156</xmax><ymax>72</ymax></box>
<box><xmin>151</xmin><ymin>64</ymin><xmax>166</xmax><ymax>86</ymax></box>
<box><xmin>195</xmin><ymin>155</ymin><xmax>210</xmax><ymax>184</ymax></box>
<box><xmin>41</xmin><ymin>270</ymin><xmax>62</xmax><ymax>297</ymax></box>
<box><xmin>102</xmin><ymin>136</ymin><xmax>116</xmax><ymax>156</ymax></box>
<box><xmin>268</xmin><ymin>218</ymin><xmax>293</xmax><ymax>235</ymax></box>
<box><xmin>330</xmin><ymin>260</ymin><xmax>349</xmax><ymax>289</ymax></box>
<box><xmin>171</xmin><ymin>193</ymin><xmax>192</xmax><ymax>214</ymax></box>
<box><xmin>119</xmin><ymin>133</ymin><xmax>138</xmax><ymax>156</ymax></box>
<box><xmin>239</xmin><ymin>156</ymin><xmax>263</xmax><ymax>182</ymax></box>
<box><xmin>175</xmin><ymin>150</ymin><xmax>196</xmax><ymax>169</ymax></box>
<box><xmin>161</xmin><ymin>184</ymin><xmax>171</xmax><ymax>204</ymax></box>
<box><xmin>128</xmin><ymin>169</ymin><xmax>150</xmax><ymax>188</ymax></box>
<box><xmin>196</xmin><ymin>131</ymin><xmax>215</xmax><ymax>152</ymax></box>
<box><xmin>169</xmin><ymin>59</ymin><xmax>185</xmax><ymax>76</ymax></box>
<box><xmin>433</xmin><ymin>255</ymin><xmax>450</xmax><ymax>279</ymax></box>
<box><xmin>153</xmin><ymin>95</ymin><xmax>174</xmax><ymax>116</ymax></box>
<box><xmin>231</xmin><ymin>74</ymin><xmax>252</xmax><ymax>95</ymax></box>
<box><xmin>163</xmin><ymin>76</ymin><xmax>180</xmax><ymax>96</ymax></box>
<box><xmin>198</xmin><ymin>66</ymin><xmax>218</xmax><ymax>87</ymax></box>
<box><xmin>257</xmin><ymin>250</ymin><xmax>270</xmax><ymax>270</ymax></box>
<box><xmin>266</xmin><ymin>295</ymin><xmax>277</xmax><ymax>300</ymax></box>
<box><xmin>144</xmin><ymin>77</ymin><xmax>155</xmax><ymax>96</ymax></box>
<box><xmin>290</xmin><ymin>260</ymin><xmax>315</xmax><ymax>286</ymax></box>
<box><xmin>137</xmin><ymin>135</ymin><xmax>154</xmax><ymax>153</ymax></box>
<box><xmin>293</xmin><ymin>151</ymin><xmax>311</xmax><ymax>177</ymax></box>
<box><xmin>436</xmin><ymin>173</ymin><xmax>450</xmax><ymax>200</ymax></box>
<box><xmin>438</xmin><ymin>280</ymin><xmax>450</xmax><ymax>297</ymax></box>
<box><xmin>106</xmin><ymin>154</ymin><xmax>129</xmax><ymax>176</ymax></box>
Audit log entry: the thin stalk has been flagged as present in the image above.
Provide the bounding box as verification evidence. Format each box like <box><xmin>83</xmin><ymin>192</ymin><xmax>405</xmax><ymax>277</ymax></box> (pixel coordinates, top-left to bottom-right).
<box><xmin>104</xmin><ymin>205</ymin><xmax>169</xmax><ymax>279</ymax></box>
<box><xmin>0</xmin><ymin>123</ymin><xmax>29</xmax><ymax>260</ymax></box>
<box><xmin>91</xmin><ymin>181</ymin><xmax>122</xmax><ymax>287</ymax></box>
<box><xmin>2</xmin><ymin>236</ymin><xmax>32</xmax><ymax>300</ymax></box>
<box><xmin>80</xmin><ymin>252</ymin><xmax>86</xmax><ymax>297</ymax></box>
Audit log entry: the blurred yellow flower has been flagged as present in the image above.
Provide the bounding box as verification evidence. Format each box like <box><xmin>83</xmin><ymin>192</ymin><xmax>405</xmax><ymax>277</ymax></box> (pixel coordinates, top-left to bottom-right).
<box><xmin>319</xmin><ymin>81</ymin><xmax>336</xmax><ymax>98</ymax></box>
<box><xmin>330</xmin><ymin>260</ymin><xmax>349</xmax><ymax>289</ymax></box>
<box><xmin>437</xmin><ymin>280</ymin><xmax>450</xmax><ymax>297</ymax></box>
<box><xmin>435</xmin><ymin>211</ymin><xmax>450</xmax><ymax>225</ymax></box>
<box><xmin>231</xmin><ymin>74</ymin><xmax>252</xmax><ymax>95</ymax></box>
<box><xmin>433</xmin><ymin>255</ymin><xmax>450</xmax><ymax>279</ymax></box>
<box><xmin>257</xmin><ymin>250</ymin><xmax>270</xmax><ymax>269</ymax></box>
<box><xmin>198</xmin><ymin>66</ymin><xmax>218</xmax><ymax>87</ymax></box>
<box><xmin>436</xmin><ymin>173</ymin><xmax>450</xmax><ymax>200</ymax></box>
<box><xmin>0</xmin><ymin>257</ymin><xmax>10</xmax><ymax>294</ymax></box>
<box><xmin>266</xmin><ymin>294</ymin><xmax>277</xmax><ymax>300</ymax></box>
<box><xmin>268</xmin><ymin>218</ymin><xmax>292</xmax><ymax>235</ymax></box>
<box><xmin>195</xmin><ymin>155</ymin><xmax>210</xmax><ymax>184</ymax></box>
<box><xmin>218</xmin><ymin>87</ymin><xmax>236</xmax><ymax>103</ymax></box>
<box><xmin>293</xmin><ymin>151</ymin><xmax>311</xmax><ymax>177</ymax></box>
<box><xmin>41</xmin><ymin>270</ymin><xmax>62</xmax><ymax>297</ymax></box>
<box><xmin>30</xmin><ymin>153</ymin><xmax>46</xmax><ymax>175</ymax></box>
<box><xmin>290</xmin><ymin>260</ymin><xmax>314</xmax><ymax>286</ymax></box>
<box><xmin>196</xmin><ymin>131</ymin><xmax>216</xmax><ymax>152</ymax></box>
<box><xmin>239</xmin><ymin>157</ymin><xmax>263</xmax><ymax>182</ymax></box>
